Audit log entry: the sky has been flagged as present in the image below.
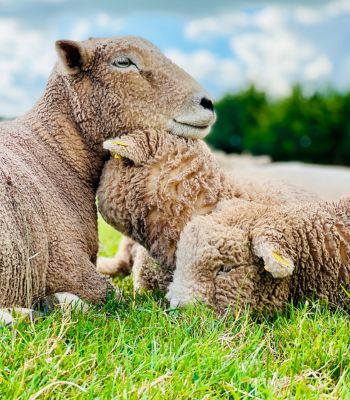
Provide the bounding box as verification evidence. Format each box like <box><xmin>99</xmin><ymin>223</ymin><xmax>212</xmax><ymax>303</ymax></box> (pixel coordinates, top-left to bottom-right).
<box><xmin>0</xmin><ymin>0</ymin><xmax>349</xmax><ymax>117</ymax></box>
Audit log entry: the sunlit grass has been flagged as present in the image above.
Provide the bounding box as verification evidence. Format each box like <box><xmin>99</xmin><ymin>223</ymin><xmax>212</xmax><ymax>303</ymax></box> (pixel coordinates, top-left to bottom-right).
<box><xmin>1</xmin><ymin>220</ymin><xmax>349</xmax><ymax>399</ymax></box>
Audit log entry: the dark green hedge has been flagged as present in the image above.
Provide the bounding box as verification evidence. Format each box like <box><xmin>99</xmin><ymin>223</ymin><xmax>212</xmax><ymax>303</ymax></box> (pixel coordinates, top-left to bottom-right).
<box><xmin>206</xmin><ymin>86</ymin><xmax>350</xmax><ymax>166</ymax></box>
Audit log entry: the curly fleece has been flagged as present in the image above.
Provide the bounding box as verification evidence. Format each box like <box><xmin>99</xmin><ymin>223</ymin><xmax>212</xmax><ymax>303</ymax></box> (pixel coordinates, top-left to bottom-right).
<box><xmin>98</xmin><ymin>129</ymin><xmax>350</xmax><ymax>313</ymax></box>
<box><xmin>0</xmin><ymin>36</ymin><xmax>209</xmax><ymax>308</ymax></box>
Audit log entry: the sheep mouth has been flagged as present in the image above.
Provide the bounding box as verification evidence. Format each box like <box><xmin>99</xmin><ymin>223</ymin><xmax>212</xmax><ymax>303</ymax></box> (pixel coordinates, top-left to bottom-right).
<box><xmin>173</xmin><ymin>119</ymin><xmax>210</xmax><ymax>130</ymax></box>
<box><xmin>169</xmin><ymin>119</ymin><xmax>213</xmax><ymax>139</ymax></box>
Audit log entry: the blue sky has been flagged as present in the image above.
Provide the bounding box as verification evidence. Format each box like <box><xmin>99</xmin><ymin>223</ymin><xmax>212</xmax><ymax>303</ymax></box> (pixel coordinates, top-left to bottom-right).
<box><xmin>0</xmin><ymin>0</ymin><xmax>349</xmax><ymax>117</ymax></box>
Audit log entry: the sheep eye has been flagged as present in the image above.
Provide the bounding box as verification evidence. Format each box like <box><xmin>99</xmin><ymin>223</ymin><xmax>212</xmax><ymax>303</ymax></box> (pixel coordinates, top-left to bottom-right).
<box><xmin>113</xmin><ymin>57</ymin><xmax>133</xmax><ymax>68</ymax></box>
<box><xmin>217</xmin><ymin>264</ymin><xmax>234</xmax><ymax>275</ymax></box>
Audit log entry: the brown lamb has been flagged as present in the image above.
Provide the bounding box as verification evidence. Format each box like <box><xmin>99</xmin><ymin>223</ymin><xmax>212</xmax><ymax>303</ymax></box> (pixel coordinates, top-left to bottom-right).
<box><xmin>0</xmin><ymin>36</ymin><xmax>215</xmax><ymax>324</ymax></box>
<box><xmin>97</xmin><ymin>129</ymin><xmax>350</xmax><ymax>313</ymax></box>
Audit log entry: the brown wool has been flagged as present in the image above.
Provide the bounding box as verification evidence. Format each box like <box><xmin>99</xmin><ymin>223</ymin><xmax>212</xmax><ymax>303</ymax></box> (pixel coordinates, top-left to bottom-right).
<box><xmin>0</xmin><ymin>36</ymin><xmax>210</xmax><ymax>308</ymax></box>
<box><xmin>98</xmin><ymin>129</ymin><xmax>350</xmax><ymax>313</ymax></box>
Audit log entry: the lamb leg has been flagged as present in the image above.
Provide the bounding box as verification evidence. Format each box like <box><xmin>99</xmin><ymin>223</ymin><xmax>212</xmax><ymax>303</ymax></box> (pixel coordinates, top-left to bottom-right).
<box><xmin>97</xmin><ymin>236</ymin><xmax>137</xmax><ymax>278</ymax></box>
<box><xmin>132</xmin><ymin>245</ymin><xmax>172</xmax><ymax>293</ymax></box>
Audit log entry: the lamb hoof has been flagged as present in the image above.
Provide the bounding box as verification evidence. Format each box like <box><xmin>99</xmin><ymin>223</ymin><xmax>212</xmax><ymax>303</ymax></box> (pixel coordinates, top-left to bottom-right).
<box><xmin>253</xmin><ymin>242</ymin><xmax>294</xmax><ymax>278</ymax></box>
<box><xmin>166</xmin><ymin>286</ymin><xmax>194</xmax><ymax>308</ymax></box>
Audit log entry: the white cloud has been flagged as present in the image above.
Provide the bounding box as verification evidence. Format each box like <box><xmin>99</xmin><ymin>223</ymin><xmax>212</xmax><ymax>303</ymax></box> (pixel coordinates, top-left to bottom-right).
<box><xmin>0</xmin><ymin>14</ymin><xmax>125</xmax><ymax>117</ymax></box>
<box><xmin>184</xmin><ymin>5</ymin><xmax>290</xmax><ymax>40</ymax></box>
<box><xmin>68</xmin><ymin>14</ymin><xmax>124</xmax><ymax>40</ymax></box>
<box><xmin>165</xmin><ymin>48</ymin><xmax>241</xmax><ymax>91</ymax></box>
<box><xmin>185</xmin><ymin>1</ymin><xmax>350</xmax><ymax>40</ymax></box>
<box><xmin>185</xmin><ymin>14</ymin><xmax>249</xmax><ymax>40</ymax></box>
<box><xmin>184</xmin><ymin>4</ymin><xmax>336</xmax><ymax>96</ymax></box>
<box><xmin>68</xmin><ymin>19</ymin><xmax>91</xmax><ymax>41</ymax></box>
<box><xmin>0</xmin><ymin>18</ymin><xmax>55</xmax><ymax>117</ymax></box>
<box><xmin>294</xmin><ymin>0</ymin><xmax>350</xmax><ymax>25</ymax></box>
<box><xmin>230</xmin><ymin>28</ymin><xmax>332</xmax><ymax>96</ymax></box>
<box><xmin>304</xmin><ymin>56</ymin><xmax>332</xmax><ymax>80</ymax></box>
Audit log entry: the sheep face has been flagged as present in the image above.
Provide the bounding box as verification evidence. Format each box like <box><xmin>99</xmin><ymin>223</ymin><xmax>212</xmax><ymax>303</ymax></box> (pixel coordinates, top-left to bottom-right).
<box><xmin>55</xmin><ymin>36</ymin><xmax>215</xmax><ymax>144</ymax></box>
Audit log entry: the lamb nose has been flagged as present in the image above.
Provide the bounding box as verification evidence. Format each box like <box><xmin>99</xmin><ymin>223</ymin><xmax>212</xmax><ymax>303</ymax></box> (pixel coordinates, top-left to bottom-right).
<box><xmin>200</xmin><ymin>97</ymin><xmax>214</xmax><ymax>112</ymax></box>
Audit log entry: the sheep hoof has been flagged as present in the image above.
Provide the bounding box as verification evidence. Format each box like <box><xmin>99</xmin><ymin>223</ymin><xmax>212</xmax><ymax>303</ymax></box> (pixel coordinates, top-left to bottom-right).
<box><xmin>166</xmin><ymin>285</ymin><xmax>194</xmax><ymax>308</ymax></box>
<box><xmin>54</xmin><ymin>292</ymin><xmax>90</xmax><ymax>313</ymax></box>
<box><xmin>0</xmin><ymin>308</ymin><xmax>38</xmax><ymax>327</ymax></box>
<box><xmin>254</xmin><ymin>243</ymin><xmax>294</xmax><ymax>278</ymax></box>
<box><xmin>0</xmin><ymin>310</ymin><xmax>14</xmax><ymax>326</ymax></box>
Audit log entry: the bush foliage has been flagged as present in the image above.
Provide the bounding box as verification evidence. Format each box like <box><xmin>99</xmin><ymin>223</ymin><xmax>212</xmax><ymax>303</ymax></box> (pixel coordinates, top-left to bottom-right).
<box><xmin>206</xmin><ymin>86</ymin><xmax>350</xmax><ymax>166</ymax></box>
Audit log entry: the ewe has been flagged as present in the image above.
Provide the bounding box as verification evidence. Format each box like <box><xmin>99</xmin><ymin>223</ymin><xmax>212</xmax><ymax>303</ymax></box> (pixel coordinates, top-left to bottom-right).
<box><xmin>0</xmin><ymin>36</ymin><xmax>215</xmax><ymax>325</ymax></box>
<box><xmin>98</xmin><ymin>129</ymin><xmax>350</xmax><ymax>313</ymax></box>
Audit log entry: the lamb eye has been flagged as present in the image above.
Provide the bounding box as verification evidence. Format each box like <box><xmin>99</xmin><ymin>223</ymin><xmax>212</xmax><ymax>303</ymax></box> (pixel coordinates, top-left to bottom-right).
<box><xmin>113</xmin><ymin>57</ymin><xmax>133</xmax><ymax>68</ymax></box>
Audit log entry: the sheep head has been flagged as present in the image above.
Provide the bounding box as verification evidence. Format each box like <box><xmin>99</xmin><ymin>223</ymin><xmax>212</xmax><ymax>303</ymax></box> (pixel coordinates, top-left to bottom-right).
<box><xmin>55</xmin><ymin>36</ymin><xmax>215</xmax><ymax>145</ymax></box>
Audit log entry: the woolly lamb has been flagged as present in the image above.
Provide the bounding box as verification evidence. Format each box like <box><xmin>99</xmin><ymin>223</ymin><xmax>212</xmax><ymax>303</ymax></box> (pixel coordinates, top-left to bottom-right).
<box><xmin>97</xmin><ymin>129</ymin><xmax>350</xmax><ymax>313</ymax></box>
<box><xmin>0</xmin><ymin>36</ymin><xmax>215</xmax><ymax>324</ymax></box>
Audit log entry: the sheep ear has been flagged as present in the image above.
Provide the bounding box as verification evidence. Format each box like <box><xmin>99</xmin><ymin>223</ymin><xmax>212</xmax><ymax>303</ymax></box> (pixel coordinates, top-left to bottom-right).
<box><xmin>55</xmin><ymin>40</ymin><xmax>89</xmax><ymax>75</ymax></box>
<box><xmin>253</xmin><ymin>239</ymin><xmax>294</xmax><ymax>278</ymax></box>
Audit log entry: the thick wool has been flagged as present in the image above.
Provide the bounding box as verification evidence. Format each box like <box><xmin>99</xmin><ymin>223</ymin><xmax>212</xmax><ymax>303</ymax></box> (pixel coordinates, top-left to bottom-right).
<box><xmin>97</xmin><ymin>130</ymin><xmax>350</xmax><ymax>313</ymax></box>
<box><xmin>0</xmin><ymin>36</ymin><xmax>213</xmax><ymax>309</ymax></box>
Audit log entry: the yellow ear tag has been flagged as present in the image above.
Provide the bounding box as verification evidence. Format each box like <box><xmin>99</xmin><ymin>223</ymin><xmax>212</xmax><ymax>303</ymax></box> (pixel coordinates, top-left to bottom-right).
<box><xmin>272</xmin><ymin>252</ymin><xmax>290</xmax><ymax>268</ymax></box>
<box><xmin>114</xmin><ymin>154</ymin><xmax>123</xmax><ymax>160</ymax></box>
<box><xmin>264</xmin><ymin>265</ymin><xmax>270</xmax><ymax>272</ymax></box>
<box><xmin>112</xmin><ymin>140</ymin><xmax>129</xmax><ymax>147</ymax></box>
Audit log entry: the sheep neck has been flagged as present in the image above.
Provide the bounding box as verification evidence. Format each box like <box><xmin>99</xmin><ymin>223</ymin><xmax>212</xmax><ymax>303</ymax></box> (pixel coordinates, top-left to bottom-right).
<box><xmin>133</xmin><ymin>137</ymin><xmax>234</xmax><ymax>267</ymax></box>
<box><xmin>22</xmin><ymin>75</ymin><xmax>105</xmax><ymax>190</ymax></box>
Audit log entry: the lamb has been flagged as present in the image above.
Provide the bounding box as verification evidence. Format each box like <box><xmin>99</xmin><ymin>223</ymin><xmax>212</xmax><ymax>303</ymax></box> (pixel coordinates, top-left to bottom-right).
<box><xmin>97</xmin><ymin>129</ymin><xmax>350</xmax><ymax>313</ymax></box>
<box><xmin>0</xmin><ymin>36</ymin><xmax>215</xmax><ymax>324</ymax></box>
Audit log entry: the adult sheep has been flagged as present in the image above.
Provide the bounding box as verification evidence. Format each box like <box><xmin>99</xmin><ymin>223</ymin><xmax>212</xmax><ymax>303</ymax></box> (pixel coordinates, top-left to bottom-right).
<box><xmin>0</xmin><ymin>36</ymin><xmax>215</xmax><ymax>324</ymax></box>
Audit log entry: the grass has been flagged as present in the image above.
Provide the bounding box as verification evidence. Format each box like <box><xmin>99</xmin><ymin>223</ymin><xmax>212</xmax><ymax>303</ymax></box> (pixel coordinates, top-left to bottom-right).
<box><xmin>1</xmin><ymin>218</ymin><xmax>350</xmax><ymax>399</ymax></box>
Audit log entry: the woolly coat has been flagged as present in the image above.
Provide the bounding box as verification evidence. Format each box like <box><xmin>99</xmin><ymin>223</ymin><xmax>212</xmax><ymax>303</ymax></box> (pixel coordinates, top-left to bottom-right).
<box><xmin>98</xmin><ymin>130</ymin><xmax>350</xmax><ymax>313</ymax></box>
<box><xmin>0</xmin><ymin>36</ymin><xmax>212</xmax><ymax>308</ymax></box>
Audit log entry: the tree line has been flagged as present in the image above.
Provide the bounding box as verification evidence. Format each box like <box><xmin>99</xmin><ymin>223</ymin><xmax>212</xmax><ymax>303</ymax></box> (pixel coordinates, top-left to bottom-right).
<box><xmin>206</xmin><ymin>86</ymin><xmax>350</xmax><ymax>166</ymax></box>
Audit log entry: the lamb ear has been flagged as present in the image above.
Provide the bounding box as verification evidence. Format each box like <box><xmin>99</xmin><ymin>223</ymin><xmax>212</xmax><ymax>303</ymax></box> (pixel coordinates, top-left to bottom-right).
<box><xmin>103</xmin><ymin>138</ymin><xmax>140</xmax><ymax>164</ymax></box>
<box><xmin>252</xmin><ymin>238</ymin><xmax>295</xmax><ymax>278</ymax></box>
<box><xmin>55</xmin><ymin>40</ymin><xmax>89</xmax><ymax>75</ymax></box>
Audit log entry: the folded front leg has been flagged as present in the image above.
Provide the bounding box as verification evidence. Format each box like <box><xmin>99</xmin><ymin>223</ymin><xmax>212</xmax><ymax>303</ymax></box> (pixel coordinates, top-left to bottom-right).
<box><xmin>133</xmin><ymin>245</ymin><xmax>173</xmax><ymax>293</ymax></box>
<box><xmin>47</xmin><ymin>250</ymin><xmax>115</xmax><ymax>304</ymax></box>
<box><xmin>97</xmin><ymin>236</ymin><xmax>137</xmax><ymax>278</ymax></box>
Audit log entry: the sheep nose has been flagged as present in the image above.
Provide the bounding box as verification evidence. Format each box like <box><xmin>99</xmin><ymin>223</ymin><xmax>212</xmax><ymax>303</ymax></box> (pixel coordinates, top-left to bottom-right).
<box><xmin>200</xmin><ymin>97</ymin><xmax>214</xmax><ymax>112</ymax></box>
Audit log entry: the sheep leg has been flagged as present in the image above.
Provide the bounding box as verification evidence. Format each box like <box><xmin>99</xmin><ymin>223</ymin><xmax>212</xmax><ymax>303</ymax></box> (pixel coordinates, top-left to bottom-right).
<box><xmin>97</xmin><ymin>236</ymin><xmax>137</xmax><ymax>278</ymax></box>
<box><xmin>53</xmin><ymin>292</ymin><xmax>90</xmax><ymax>312</ymax></box>
<box><xmin>0</xmin><ymin>295</ymin><xmax>90</xmax><ymax>326</ymax></box>
<box><xmin>133</xmin><ymin>245</ymin><xmax>173</xmax><ymax>293</ymax></box>
<box><xmin>98</xmin><ymin>236</ymin><xmax>172</xmax><ymax>293</ymax></box>
<box><xmin>47</xmin><ymin>253</ymin><xmax>115</xmax><ymax>304</ymax></box>
<box><xmin>167</xmin><ymin>216</ymin><xmax>249</xmax><ymax>308</ymax></box>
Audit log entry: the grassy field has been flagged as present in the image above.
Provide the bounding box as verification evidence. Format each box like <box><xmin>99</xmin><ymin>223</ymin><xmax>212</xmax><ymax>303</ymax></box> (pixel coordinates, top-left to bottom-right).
<box><xmin>1</xmin><ymin>218</ymin><xmax>350</xmax><ymax>399</ymax></box>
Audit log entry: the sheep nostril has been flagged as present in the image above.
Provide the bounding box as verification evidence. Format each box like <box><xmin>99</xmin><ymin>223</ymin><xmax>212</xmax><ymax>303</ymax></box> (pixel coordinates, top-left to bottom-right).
<box><xmin>200</xmin><ymin>97</ymin><xmax>214</xmax><ymax>112</ymax></box>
